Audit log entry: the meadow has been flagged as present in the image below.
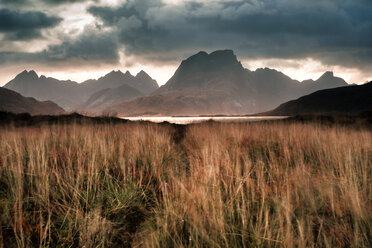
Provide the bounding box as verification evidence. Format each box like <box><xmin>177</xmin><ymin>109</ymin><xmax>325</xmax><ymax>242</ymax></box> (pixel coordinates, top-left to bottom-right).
<box><xmin>0</xmin><ymin>120</ymin><xmax>371</xmax><ymax>247</ymax></box>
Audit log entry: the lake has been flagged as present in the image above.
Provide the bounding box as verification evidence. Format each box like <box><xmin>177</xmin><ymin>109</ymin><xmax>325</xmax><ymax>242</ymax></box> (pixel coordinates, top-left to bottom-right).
<box><xmin>120</xmin><ymin>116</ymin><xmax>288</xmax><ymax>125</ymax></box>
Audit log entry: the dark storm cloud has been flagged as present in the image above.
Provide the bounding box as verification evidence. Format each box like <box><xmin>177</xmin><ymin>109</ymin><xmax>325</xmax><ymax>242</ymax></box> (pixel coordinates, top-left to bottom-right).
<box><xmin>0</xmin><ymin>0</ymin><xmax>371</xmax><ymax>72</ymax></box>
<box><xmin>0</xmin><ymin>8</ymin><xmax>61</xmax><ymax>40</ymax></box>
<box><xmin>42</xmin><ymin>29</ymin><xmax>119</xmax><ymax>62</ymax></box>
<box><xmin>4</xmin><ymin>30</ymin><xmax>43</xmax><ymax>40</ymax></box>
<box><xmin>0</xmin><ymin>29</ymin><xmax>119</xmax><ymax>64</ymax></box>
<box><xmin>0</xmin><ymin>0</ymin><xmax>25</xmax><ymax>4</ymax></box>
<box><xmin>0</xmin><ymin>0</ymin><xmax>94</xmax><ymax>4</ymax></box>
<box><xmin>88</xmin><ymin>0</ymin><xmax>162</xmax><ymax>25</ymax></box>
<box><xmin>42</xmin><ymin>0</ymin><xmax>98</xmax><ymax>5</ymax></box>
<box><xmin>88</xmin><ymin>0</ymin><xmax>372</xmax><ymax>69</ymax></box>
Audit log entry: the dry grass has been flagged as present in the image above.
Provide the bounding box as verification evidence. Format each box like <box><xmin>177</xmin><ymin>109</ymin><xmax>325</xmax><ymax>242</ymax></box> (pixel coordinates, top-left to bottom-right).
<box><xmin>0</xmin><ymin>121</ymin><xmax>371</xmax><ymax>247</ymax></box>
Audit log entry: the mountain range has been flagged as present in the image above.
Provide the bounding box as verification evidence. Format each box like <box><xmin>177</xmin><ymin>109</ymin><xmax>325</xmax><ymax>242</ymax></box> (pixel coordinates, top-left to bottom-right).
<box><xmin>4</xmin><ymin>70</ymin><xmax>159</xmax><ymax>111</ymax></box>
<box><xmin>1</xmin><ymin>49</ymin><xmax>357</xmax><ymax>116</ymax></box>
<box><xmin>105</xmin><ymin>50</ymin><xmax>348</xmax><ymax>116</ymax></box>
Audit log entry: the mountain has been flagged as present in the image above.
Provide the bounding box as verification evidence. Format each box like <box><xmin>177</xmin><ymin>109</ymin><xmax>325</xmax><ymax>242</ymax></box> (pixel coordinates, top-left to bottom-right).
<box><xmin>4</xmin><ymin>70</ymin><xmax>159</xmax><ymax>111</ymax></box>
<box><xmin>157</xmin><ymin>50</ymin><xmax>247</xmax><ymax>92</ymax></box>
<box><xmin>4</xmin><ymin>70</ymin><xmax>82</xmax><ymax>110</ymax></box>
<box><xmin>133</xmin><ymin>70</ymin><xmax>159</xmax><ymax>94</ymax></box>
<box><xmin>266</xmin><ymin>82</ymin><xmax>372</xmax><ymax>116</ymax></box>
<box><xmin>246</xmin><ymin>69</ymin><xmax>348</xmax><ymax>111</ymax></box>
<box><xmin>106</xmin><ymin>50</ymin><xmax>255</xmax><ymax>116</ymax></box>
<box><xmin>106</xmin><ymin>50</ymin><xmax>348</xmax><ymax>116</ymax></box>
<box><xmin>246</xmin><ymin>68</ymin><xmax>302</xmax><ymax>111</ymax></box>
<box><xmin>78</xmin><ymin>84</ymin><xmax>143</xmax><ymax>113</ymax></box>
<box><xmin>0</xmin><ymin>87</ymin><xmax>64</xmax><ymax>115</ymax></box>
<box><xmin>80</xmin><ymin>70</ymin><xmax>158</xmax><ymax>95</ymax></box>
<box><xmin>301</xmin><ymin>71</ymin><xmax>348</xmax><ymax>94</ymax></box>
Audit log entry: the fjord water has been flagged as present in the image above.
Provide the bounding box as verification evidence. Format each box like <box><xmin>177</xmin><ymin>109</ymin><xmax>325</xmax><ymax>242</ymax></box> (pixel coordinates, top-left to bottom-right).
<box><xmin>121</xmin><ymin>116</ymin><xmax>287</xmax><ymax>124</ymax></box>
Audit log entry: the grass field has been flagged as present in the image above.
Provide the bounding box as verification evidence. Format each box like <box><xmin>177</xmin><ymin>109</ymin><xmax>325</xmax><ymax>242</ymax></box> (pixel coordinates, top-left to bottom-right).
<box><xmin>0</xmin><ymin>120</ymin><xmax>371</xmax><ymax>247</ymax></box>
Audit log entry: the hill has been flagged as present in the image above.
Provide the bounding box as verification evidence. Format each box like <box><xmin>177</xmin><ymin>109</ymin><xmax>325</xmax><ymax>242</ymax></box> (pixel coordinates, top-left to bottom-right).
<box><xmin>266</xmin><ymin>82</ymin><xmax>372</xmax><ymax>116</ymax></box>
<box><xmin>0</xmin><ymin>87</ymin><xmax>65</xmax><ymax>115</ymax></box>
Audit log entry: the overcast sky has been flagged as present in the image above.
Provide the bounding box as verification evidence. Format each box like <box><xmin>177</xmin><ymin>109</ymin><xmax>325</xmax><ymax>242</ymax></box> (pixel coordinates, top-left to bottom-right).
<box><xmin>0</xmin><ymin>0</ymin><xmax>371</xmax><ymax>86</ymax></box>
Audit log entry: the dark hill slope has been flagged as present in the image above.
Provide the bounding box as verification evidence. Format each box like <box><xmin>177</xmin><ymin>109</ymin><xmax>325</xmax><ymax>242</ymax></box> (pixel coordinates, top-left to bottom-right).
<box><xmin>266</xmin><ymin>82</ymin><xmax>372</xmax><ymax>116</ymax></box>
<box><xmin>0</xmin><ymin>87</ymin><xmax>65</xmax><ymax>115</ymax></box>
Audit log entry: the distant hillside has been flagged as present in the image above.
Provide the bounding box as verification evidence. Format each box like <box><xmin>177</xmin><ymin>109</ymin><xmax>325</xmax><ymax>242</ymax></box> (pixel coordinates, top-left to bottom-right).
<box><xmin>0</xmin><ymin>87</ymin><xmax>64</xmax><ymax>115</ymax></box>
<box><xmin>78</xmin><ymin>84</ymin><xmax>143</xmax><ymax>113</ymax></box>
<box><xmin>105</xmin><ymin>89</ymin><xmax>244</xmax><ymax>116</ymax></box>
<box><xmin>301</xmin><ymin>71</ymin><xmax>348</xmax><ymax>93</ymax></box>
<box><xmin>4</xmin><ymin>70</ymin><xmax>159</xmax><ymax>110</ymax></box>
<box><xmin>106</xmin><ymin>50</ymin><xmax>348</xmax><ymax>116</ymax></box>
<box><xmin>246</xmin><ymin>69</ymin><xmax>348</xmax><ymax>111</ymax></box>
<box><xmin>266</xmin><ymin>82</ymin><xmax>372</xmax><ymax>116</ymax></box>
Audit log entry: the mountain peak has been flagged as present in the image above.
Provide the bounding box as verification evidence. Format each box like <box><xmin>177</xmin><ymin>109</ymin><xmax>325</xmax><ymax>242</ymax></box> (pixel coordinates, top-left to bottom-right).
<box><xmin>179</xmin><ymin>49</ymin><xmax>241</xmax><ymax>70</ymax></box>
<box><xmin>197</xmin><ymin>51</ymin><xmax>208</xmax><ymax>55</ymax></box>
<box><xmin>15</xmin><ymin>70</ymin><xmax>39</xmax><ymax>81</ymax></box>
<box><xmin>179</xmin><ymin>51</ymin><xmax>207</xmax><ymax>65</ymax></box>
<box><xmin>160</xmin><ymin>49</ymin><xmax>245</xmax><ymax>92</ymax></box>
<box><xmin>124</xmin><ymin>70</ymin><xmax>133</xmax><ymax>77</ymax></box>
<box><xmin>136</xmin><ymin>70</ymin><xmax>151</xmax><ymax>79</ymax></box>
<box><xmin>105</xmin><ymin>70</ymin><xmax>124</xmax><ymax>77</ymax></box>
<box><xmin>209</xmin><ymin>49</ymin><xmax>235</xmax><ymax>58</ymax></box>
<box><xmin>255</xmin><ymin>67</ymin><xmax>280</xmax><ymax>73</ymax></box>
<box><xmin>313</xmin><ymin>71</ymin><xmax>348</xmax><ymax>89</ymax></box>
<box><xmin>319</xmin><ymin>71</ymin><xmax>334</xmax><ymax>80</ymax></box>
<box><xmin>101</xmin><ymin>70</ymin><xmax>136</xmax><ymax>81</ymax></box>
<box><xmin>184</xmin><ymin>50</ymin><xmax>237</xmax><ymax>64</ymax></box>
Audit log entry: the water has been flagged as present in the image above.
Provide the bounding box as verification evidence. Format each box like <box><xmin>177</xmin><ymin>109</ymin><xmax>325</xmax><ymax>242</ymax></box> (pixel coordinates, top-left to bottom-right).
<box><xmin>120</xmin><ymin>116</ymin><xmax>288</xmax><ymax>125</ymax></box>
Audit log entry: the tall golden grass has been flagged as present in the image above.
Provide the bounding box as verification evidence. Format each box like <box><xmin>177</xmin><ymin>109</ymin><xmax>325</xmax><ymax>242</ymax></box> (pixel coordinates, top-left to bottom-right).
<box><xmin>0</xmin><ymin>121</ymin><xmax>371</xmax><ymax>247</ymax></box>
